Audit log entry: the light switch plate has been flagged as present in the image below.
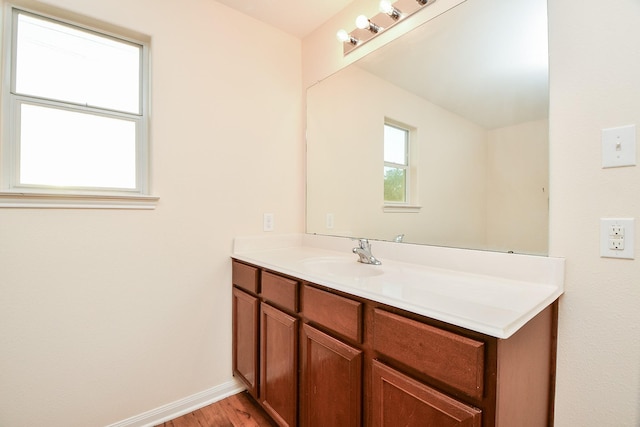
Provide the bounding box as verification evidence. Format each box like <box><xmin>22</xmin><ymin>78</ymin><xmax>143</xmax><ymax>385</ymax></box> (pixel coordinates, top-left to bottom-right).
<box><xmin>600</xmin><ymin>218</ymin><xmax>635</xmax><ymax>259</ymax></box>
<box><xmin>602</xmin><ymin>124</ymin><xmax>636</xmax><ymax>168</ymax></box>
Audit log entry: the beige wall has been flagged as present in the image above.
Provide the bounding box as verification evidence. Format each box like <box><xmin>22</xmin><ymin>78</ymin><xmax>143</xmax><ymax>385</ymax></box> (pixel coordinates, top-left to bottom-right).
<box><xmin>304</xmin><ymin>0</ymin><xmax>640</xmax><ymax>425</ymax></box>
<box><xmin>549</xmin><ymin>0</ymin><xmax>640</xmax><ymax>425</ymax></box>
<box><xmin>0</xmin><ymin>0</ymin><xmax>303</xmax><ymax>425</ymax></box>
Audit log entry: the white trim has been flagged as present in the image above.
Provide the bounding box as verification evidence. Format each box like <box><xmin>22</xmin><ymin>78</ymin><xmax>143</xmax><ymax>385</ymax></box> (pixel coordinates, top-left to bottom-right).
<box><xmin>0</xmin><ymin>191</ymin><xmax>159</xmax><ymax>209</ymax></box>
<box><xmin>382</xmin><ymin>204</ymin><xmax>422</xmax><ymax>213</ymax></box>
<box><xmin>106</xmin><ymin>379</ymin><xmax>246</xmax><ymax>427</ymax></box>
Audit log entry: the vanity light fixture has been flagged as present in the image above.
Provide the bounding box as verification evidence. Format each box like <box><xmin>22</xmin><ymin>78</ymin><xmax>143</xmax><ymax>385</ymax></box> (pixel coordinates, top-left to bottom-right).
<box><xmin>356</xmin><ymin>14</ymin><xmax>381</xmax><ymax>33</ymax></box>
<box><xmin>338</xmin><ymin>0</ymin><xmax>436</xmax><ymax>55</ymax></box>
<box><xmin>380</xmin><ymin>0</ymin><xmax>401</xmax><ymax>20</ymax></box>
<box><xmin>336</xmin><ymin>29</ymin><xmax>359</xmax><ymax>45</ymax></box>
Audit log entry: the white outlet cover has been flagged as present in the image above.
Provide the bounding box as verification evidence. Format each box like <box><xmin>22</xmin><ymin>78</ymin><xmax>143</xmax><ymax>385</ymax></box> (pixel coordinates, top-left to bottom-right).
<box><xmin>326</xmin><ymin>213</ymin><xmax>334</xmax><ymax>229</ymax></box>
<box><xmin>263</xmin><ymin>213</ymin><xmax>274</xmax><ymax>232</ymax></box>
<box><xmin>600</xmin><ymin>218</ymin><xmax>635</xmax><ymax>259</ymax></box>
<box><xmin>602</xmin><ymin>124</ymin><xmax>637</xmax><ymax>168</ymax></box>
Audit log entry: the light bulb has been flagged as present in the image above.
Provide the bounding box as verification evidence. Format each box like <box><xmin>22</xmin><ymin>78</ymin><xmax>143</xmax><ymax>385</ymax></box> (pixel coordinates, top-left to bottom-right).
<box><xmin>379</xmin><ymin>0</ymin><xmax>393</xmax><ymax>14</ymax></box>
<box><xmin>336</xmin><ymin>29</ymin><xmax>358</xmax><ymax>45</ymax></box>
<box><xmin>355</xmin><ymin>15</ymin><xmax>370</xmax><ymax>30</ymax></box>
<box><xmin>380</xmin><ymin>0</ymin><xmax>401</xmax><ymax>19</ymax></box>
<box><xmin>336</xmin><ymin>29</ymin><xmax>349</xmax><ymax>42</ymax></box>
<box><xmin>355</xmin><ymin>15</ymin><xmax>381</xmax><ymax>33</ymax></box>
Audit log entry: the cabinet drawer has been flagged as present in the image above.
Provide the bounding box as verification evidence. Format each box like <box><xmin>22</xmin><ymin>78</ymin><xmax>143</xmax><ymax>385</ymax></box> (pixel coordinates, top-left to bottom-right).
<box><xmin>262</xmin><ymin>271</ymin><xmax>298</xmax><ymax>313</ymax></box>
<box><xmin>373</xmin><ymin>309</ymin><xmax>484</xmax><ymax>399</ymax></box>
<box><xmin>232</xmin><ymin>261</ymin><xmax>259</xmax><ymax>294</ymax></box>
<box><xmin>302</xmin><ymin>285</ymin><xmax>362</xmax><ymax>343</ymax></box>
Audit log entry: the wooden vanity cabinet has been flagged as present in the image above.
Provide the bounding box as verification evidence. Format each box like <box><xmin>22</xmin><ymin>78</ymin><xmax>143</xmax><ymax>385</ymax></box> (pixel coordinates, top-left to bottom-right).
<box><xmin>371</xmin><ymin>309</ymin><xmax>485</xmax><ymax>426</ymax></box>
<box><xmin>231</xmin><ymin>262</ymin><xmax>260</xmax><ymax>398</ymax></box>
<box><xmin>260</xmin><ymin>303</ymin><xmax>298</xmax><ymax>427</ymax></box>
<box><xmin>371</xmin><ymin>359</ymin><xmax>481</xmax><ymax>427</ymax></box>
<box><xmin>232</xmin><ymin>262</ymin><xmax>300</xmax><ymax>426</ymax></box>
<box><xmin>231</xmin><ymin>259</ymin><xmax>557</xmax><ymax>427</ymax></box>
<box><xmin>300</xmin><ymin>285</ymin><xmax>364</xmax><ymax>427</ymax></box>
<box><xmin>232</xmin><ymin>287</ymin><xmax>259</xmax><ymax>398</ymax></box>
<box><xmin>300</xmin><ymin>324</ymin><xmax>362</xmax><ymax>427</ymax></box>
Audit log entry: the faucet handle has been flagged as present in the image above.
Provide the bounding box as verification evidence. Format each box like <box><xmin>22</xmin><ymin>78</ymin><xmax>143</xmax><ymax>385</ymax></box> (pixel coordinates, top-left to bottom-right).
<box><xmin>358</xmin><ymin>238</ymin><xmax>370</xmax><ymax>250</ymax></box>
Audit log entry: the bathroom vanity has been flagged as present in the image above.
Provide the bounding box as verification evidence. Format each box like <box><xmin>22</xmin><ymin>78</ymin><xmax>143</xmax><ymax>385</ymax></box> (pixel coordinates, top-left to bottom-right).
<box><xmin>231</xmin><ymin>235</ymin><xmax>564</xmax><ymax>427</ymax></box>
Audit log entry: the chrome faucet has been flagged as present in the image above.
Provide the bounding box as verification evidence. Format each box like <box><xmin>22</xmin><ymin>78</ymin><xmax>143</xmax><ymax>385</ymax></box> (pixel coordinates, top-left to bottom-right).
<box><xmin>353</xmin><ymin>239</ymin><xmax>382</xmax><ymax>265</ymax></box>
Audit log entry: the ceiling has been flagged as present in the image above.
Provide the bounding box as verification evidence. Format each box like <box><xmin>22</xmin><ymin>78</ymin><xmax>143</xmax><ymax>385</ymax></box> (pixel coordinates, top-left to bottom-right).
<box><xmin>215</xmin><ymin>0</ymin><xmax>354</xmax><ymax>38</ymax></box>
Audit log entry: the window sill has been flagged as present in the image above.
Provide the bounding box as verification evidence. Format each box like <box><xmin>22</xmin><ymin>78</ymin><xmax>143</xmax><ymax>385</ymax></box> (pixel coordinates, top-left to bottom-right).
<box><xmin>0</xmin><ymin>192</ymin><xmax>159</xmax><ymax>209</ymax></box>
<box><xmin>382</xmin><ymin>204</ymin><xmax>422</xmax><ymax>213</ymax></box>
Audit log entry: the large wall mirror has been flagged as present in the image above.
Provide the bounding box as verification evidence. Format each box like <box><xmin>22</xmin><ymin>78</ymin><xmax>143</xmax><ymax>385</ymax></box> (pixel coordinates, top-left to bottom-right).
<box><xmin>306</xmin><ymin>0</ymin><xmax>549</xmax><ymax>255</ymax></box>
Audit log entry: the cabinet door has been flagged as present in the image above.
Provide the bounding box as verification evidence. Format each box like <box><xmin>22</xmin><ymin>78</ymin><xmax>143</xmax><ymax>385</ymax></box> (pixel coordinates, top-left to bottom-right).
<box><xmin>232</xmin><ymin>287</ymin><xmax>259</xmax><ymax>398</ymax></box>
<box><xmin>261</xmin><ymin>303</ymin><xmax>298</xmax><ymax>427</ymax></box>
<box><xmin>371</xmin><ymin>360</ymin><xmax>481</xmax><ymax>427</ymax></box>
<box><xmin>301</xmin><ymin>324</ymin><xmax>362</xmax><ymax>427</ymax></box>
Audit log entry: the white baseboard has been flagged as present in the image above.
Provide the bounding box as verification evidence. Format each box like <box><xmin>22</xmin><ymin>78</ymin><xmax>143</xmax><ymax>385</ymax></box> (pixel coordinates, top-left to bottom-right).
<box><xmin>106</xmin><ymin>378</ymin><xmax>246</xmax><ymax>427</ymax></box>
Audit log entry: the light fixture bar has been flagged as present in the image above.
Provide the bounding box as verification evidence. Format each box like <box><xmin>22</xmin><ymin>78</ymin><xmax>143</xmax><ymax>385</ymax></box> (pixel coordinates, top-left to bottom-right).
<box><xmin>338</xmin><ymin>0</ymin><xmax>437</xmax><ymax>55</ymax></box>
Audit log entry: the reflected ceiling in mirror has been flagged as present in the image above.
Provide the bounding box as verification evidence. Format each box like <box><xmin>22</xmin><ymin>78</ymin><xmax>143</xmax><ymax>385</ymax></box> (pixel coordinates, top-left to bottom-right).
<box><xmin>306</xmin><ymin>0</ymin><xmax>549</xmax><ymax>255</ymax></box>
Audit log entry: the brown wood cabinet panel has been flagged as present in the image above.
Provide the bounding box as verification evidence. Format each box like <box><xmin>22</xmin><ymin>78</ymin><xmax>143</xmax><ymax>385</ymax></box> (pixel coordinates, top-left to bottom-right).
<box><xmin>371</xmin><ymin>360</ymin><xmax>482</xmax><ymax>427</ymax></box>
<box><xmin>260</xmin><ymin>303</ymin><xmax>298</xmax><ymax>427</ymax></box>
<box><xmin>232</xmin><ymin>288</ymin><xmax>259</xmax><ymax>398</ymax></box>
<box><xmin>302</xmin><ymin>284</ymin><xmax>362</xmax><ymax>343</ymax></box>
<box><xmin>373</xmin><ymin>309</ymin><xmax>484</xmax><ymax>400</ymax></box>
<box><xmin>495</xmin><ymin>304</ymin><xmax>554</xmax><ymax>427</ymax></box>
<box><xmin>301</xmin><ymin>324</ymin><xmax>363</xmax><ymax>427</ymax></box>
<box><xmin>262</xmin><ymin>271</ymin><xmax>298</xmax><ymax>313</ymax></box>
<box><xmin>232</xmin><ymin>261</ymin><xmax>259</xmax><ymax>294</ymax></box>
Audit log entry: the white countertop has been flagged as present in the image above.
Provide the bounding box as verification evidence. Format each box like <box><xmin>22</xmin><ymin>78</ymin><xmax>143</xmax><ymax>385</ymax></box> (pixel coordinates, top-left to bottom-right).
<box><xmin>232</xmin><ymin>234</ymin><xmax>564</xmax><ymax>339</ymax></box>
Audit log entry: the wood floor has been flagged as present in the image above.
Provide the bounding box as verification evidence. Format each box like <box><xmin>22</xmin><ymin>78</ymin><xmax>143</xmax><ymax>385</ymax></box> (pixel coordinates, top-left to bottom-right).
<box><xmin>155</xmin><ymin>392</ymin><xmax>276</xmax><ymax>427</ymax></box>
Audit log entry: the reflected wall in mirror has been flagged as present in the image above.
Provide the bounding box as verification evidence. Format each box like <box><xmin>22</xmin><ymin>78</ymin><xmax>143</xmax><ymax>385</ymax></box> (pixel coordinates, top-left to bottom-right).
<box><xmin>306</xmin><ymin>0</ymin><xmax>549</xmax><ymax>255</ymax></box>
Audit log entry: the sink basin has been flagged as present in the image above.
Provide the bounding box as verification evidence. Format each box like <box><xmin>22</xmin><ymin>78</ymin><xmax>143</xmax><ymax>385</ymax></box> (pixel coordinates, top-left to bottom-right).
<box><xmin>302</xmin><ymin>257</ymin><xmax>384</xmax><ymax>279</ymax></box>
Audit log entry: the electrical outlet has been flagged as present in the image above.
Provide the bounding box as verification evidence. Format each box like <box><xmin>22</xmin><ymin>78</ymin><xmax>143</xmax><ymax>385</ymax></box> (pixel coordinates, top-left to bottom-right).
<box><xmin>609</xmin><ymin>238</ymin><xmax>624</xmax><ymax>250</ymax></box>
<box><xmin>263</xmin><ymin>213</ymin><xmax>274</xmax><ymax>232</ymax></box>
<box><xmin>611</xmin><ymin>224</ymin><xmax>624</xmax><ymax>236</ymax></box>
<box><xmin>326</xmin><ymin>213</ymin><xmax>334</xmax><ymax>229</ymax></box>
<box><xmin>601</xmin><ymin>218</ymin><xmax>634</xmax><ymax>259</ymax></box>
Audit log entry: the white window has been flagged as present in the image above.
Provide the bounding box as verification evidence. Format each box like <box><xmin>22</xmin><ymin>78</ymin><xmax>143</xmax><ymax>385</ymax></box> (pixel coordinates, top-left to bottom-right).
<box><xmin>1</xmin><ymin>7</ymin><xmax>155</xmax><ymax>208</ymax></box>
<box><xmin>384</xmin><ymin>123</ymin><xmax>410</xmax><ymax>203</ymax></box>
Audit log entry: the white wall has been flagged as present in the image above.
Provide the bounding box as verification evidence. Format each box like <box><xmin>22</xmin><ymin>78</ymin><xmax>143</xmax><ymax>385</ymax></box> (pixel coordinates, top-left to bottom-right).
<box><xmin>304</xmin><ymin>0</ymin><xmax>640</xmax><ymax>425</ymax></box>
<box><xmin>549</xmin><ymin>0</ymin><xmax>640</xmax><ymax>425</ymax></box>
<box><xmin>0</xmin><ymin>0</ymin><xmax>303</xmax><ymax>426</ymax></box>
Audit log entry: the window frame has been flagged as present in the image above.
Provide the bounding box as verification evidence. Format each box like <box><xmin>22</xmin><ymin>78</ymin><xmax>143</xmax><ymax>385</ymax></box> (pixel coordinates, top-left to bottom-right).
<box><xmin>0</xmin><ymin>5</ymin><xmax>156</xmax><ymax>209</ymax></box>
<box><xmin>382</xmin><ymin>120</ymin><xmax>421</xmax><ymax>213</ymax></box>
<box><xmin>383</xmin><ymin>122</ymin><xmax>410</xmax><ymax>204</ymax></box>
